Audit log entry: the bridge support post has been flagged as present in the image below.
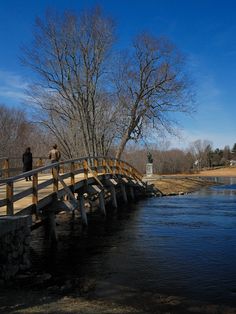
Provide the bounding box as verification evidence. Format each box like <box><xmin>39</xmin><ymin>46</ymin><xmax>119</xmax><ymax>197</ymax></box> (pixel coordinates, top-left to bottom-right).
<box><xmin>52</xmin><ymin>167</ymin><xmax>59</xmax><ymax>192</ymax></box>
<box><xmin>99</xmin><ymin>191</ymin><xmax>106</xmax><ymax>216</ymax></box>
<box><xmin>32</xmin><ymin>173</ymin><xmax>39</xmax><ymax>219</ymax></box>
<box><xmin>110</xmin><ymin>186</ymin><xmax>118</xmax><ymax>209</ymax></box>
<box><xmin>47</xmin><ymin>212</ymin><xmax>57</xmax><ymax>246</ymax></box>
<box><xmin>129</xmin><ymin>186</ymin><xmax>135</xmax><ymax>200</ymax></box>
<box><xmin>3</xmin><ymin>158</ymin><xmax>10</xmax><ymax>178</ymax></box>
<box><xmin>78</xmin><ymin>194</ymin><xmax>88</xmax><ymax>226</ymax></box>
<box><xmin>121</xmin><ymin>184</ymin><xmax>128</xmax><ymax>203</ymax></box>
<box><xmin>6</xmin><ymin>181</ymin><xmax>14</xmax><ymax>215</ymax></box>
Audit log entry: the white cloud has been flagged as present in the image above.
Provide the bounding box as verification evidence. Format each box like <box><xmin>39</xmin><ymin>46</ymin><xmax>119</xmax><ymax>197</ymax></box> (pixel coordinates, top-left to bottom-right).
<box><xmin>0</xmin><ymin>87</ymin><xmax>27</xmax><ymax>100</ymax></box>
<box><xmin>0</xmin><ymin>70</ymin><xmax>29</xmax><ymax>105</ymax></box>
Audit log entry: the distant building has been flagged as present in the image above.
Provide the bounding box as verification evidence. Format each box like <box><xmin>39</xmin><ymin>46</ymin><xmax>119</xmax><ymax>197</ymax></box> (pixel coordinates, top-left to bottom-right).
<box><xmin>230</xmin><ymin>160</ymin><xmax>236</xmax><ymax>166</ymax></box>
<box><xmin>194</xmin><ymin>160</ymin><xmax>199</xmax><ymax>166</ymax></box>
<box><xmin>193</xmin><ymin>159</ymin><xmax>201</xmax><ymax>169</ymax></box>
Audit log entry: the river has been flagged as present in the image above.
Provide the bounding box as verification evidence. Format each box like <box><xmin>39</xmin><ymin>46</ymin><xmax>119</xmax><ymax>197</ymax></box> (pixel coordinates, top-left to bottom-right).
<box><xmin>31</xmin><ymin>177</ymin><xmax>236</xmax><ymax>307</ymax></box>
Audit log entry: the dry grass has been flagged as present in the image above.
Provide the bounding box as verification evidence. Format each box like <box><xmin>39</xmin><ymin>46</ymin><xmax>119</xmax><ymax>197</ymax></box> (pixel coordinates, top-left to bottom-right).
<box><xmin>152</xmin><ymin>177</ymin><xmax>214</xmax><ymax>195</ymax></box>
<box><xmin>148</xmin><ymin>167</ymin><xmax>236</xmax><ymax>195</ymax></box>
<box><xmin>196</xmin><ymin>167</ymin><xmax>236</xmax><ymax>177</ymax></box>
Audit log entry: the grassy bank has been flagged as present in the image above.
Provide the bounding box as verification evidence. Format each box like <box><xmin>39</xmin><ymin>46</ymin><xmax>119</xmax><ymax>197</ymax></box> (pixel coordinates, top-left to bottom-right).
<box><xmin>148</xmin><ymin>177</ymin><xmax>215</xmax><ymax>196</ymax></box>
<box><xmin>146</xmin><ymin>167</ymin><xmax>236</xmax><ymax>196</ymax></box>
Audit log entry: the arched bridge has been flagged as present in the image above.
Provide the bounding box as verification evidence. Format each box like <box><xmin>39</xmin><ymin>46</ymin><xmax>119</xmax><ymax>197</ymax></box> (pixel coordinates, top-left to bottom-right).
<box><xmin>0</xmin><ymin>157</ymin><xmax>146</xmax><ymax>226</ymax></box>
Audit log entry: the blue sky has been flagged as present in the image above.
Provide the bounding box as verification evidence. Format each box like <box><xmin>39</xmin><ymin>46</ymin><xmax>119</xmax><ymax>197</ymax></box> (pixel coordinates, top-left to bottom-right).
<box><xmin>0</xmin><ymin>0</ymin><xmax>235</xmax><ymax>150</ymax></box>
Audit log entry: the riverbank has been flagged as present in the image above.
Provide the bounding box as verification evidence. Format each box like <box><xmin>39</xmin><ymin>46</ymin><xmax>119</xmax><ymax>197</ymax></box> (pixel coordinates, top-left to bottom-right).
<box><xmin>146</xmin><ymin>167</ymin><xmax>236</xmax><ymax>196</ymax></box>
<box><xmin>148</xmin><ymin>177</ymin><xmax>215</xmax><ymax>196</ymax></box>
<box><xmin>1</xmin><ymin>284</ymin><xmax>236</xmax><ymax>314</ymax></box>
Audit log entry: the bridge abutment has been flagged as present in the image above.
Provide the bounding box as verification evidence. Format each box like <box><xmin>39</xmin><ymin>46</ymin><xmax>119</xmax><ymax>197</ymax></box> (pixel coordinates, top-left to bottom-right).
<box><xmin>0</xmin><ymin>216</ymin><xmax>31</xmax><ymax>282</ymax></box>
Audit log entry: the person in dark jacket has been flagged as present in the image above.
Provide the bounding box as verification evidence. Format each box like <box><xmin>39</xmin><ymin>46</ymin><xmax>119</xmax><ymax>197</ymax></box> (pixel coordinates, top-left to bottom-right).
<box><xmin>22</xmin><ymin>147</ymin><xmax>33</xmax><ymax>181</ymax></box>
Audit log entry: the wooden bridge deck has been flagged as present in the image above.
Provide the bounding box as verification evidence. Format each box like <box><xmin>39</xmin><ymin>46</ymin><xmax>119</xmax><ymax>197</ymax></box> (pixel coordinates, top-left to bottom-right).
<box><xmin>0</xmin><ymin>172</ymin><xmax>87</xmax><ymax>215</ymax></box>
<box><xmin>0</xmin><ymin>157</ymin><xmax>144</xmax><ymax>220</ymax></box>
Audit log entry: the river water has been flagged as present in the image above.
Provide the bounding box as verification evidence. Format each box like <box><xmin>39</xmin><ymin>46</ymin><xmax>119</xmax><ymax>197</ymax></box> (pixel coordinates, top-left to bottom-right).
<box><xmin>31</xmin><ymin>177</ymin><xmax>236</xmax><ymax>306</ymax></box>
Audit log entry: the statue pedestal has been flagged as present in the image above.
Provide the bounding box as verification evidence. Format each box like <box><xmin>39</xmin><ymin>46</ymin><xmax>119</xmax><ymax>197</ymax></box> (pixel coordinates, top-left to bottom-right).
<box><xmin>146</xmin><ymin>163</ymin><xmax>153</xmax><ymax>177</ymax></box>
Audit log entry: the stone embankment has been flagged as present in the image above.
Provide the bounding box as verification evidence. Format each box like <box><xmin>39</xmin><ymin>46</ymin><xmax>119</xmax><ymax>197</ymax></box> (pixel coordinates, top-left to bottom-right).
<box><xmin>0</xmin><ymin>216</ymin><xmax>31</xmax><ymax>283</ymax></box>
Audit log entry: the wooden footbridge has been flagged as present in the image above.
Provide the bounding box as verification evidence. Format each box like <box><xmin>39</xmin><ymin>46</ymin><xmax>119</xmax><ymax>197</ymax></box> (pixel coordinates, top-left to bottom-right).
<box><xmin>0</xmin><ymin>157</ymin><xmax>146</xmax><ymax>228</ymax></box>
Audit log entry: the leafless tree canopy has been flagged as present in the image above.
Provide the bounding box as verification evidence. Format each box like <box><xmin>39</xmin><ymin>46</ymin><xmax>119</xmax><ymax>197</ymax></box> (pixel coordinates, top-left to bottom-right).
<box><xmin>114</xmin><ymin>33</ymin><xmax>193</xmax><ymax>158</ymax></box>
<box><xmin>22</xmin><ymin>8</ymin><xmax>116</xmax><ymax>158</ymax></box>
<box><xmin>0</xmin><ymin>104</ymin><xmax>49</xmax><ymax>160</ymax></box>
<box><xmin>22</xmin><ymin>7</ymin><xmax>194</xmax><ymax>159</ymax></box>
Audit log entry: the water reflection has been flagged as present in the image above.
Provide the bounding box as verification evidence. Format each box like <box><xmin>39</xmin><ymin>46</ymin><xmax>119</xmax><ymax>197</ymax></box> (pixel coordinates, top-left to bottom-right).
<box><xmin>202</xmin><ymin>177</ymin><xmax>236</xmax><ymax>196</ymax></box>
<box><xmin>200</xmin><ymin>176</ymin><xmax>236</xmax><ymax>185</ymax></box>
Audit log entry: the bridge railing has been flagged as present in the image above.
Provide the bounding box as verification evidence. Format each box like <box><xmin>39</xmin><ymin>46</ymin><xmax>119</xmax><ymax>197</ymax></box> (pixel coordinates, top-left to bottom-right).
<box><xmin>0</xmin><ymin>156</ymin><xmax>143</xmax><ymax>216</ymax></box>
<box><xmin>0</xmin><ymin>157</ymin><xmax>47</xmax><ymax>178</ymax></box>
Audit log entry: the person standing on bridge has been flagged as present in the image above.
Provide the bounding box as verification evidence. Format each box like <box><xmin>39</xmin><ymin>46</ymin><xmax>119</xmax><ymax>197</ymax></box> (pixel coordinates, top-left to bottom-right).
<box><xmin>48</xmin><ymin>144</ymin><xmax>61</xmax><ymax>171</ymax></box>
<box><xmin>22</xmin><ymin>147</ymin><xmax>33</xmax><ymax>181</ymax></box>
<box><xmin>49</xmin><ymin>144</ymin><xmax>61</xmax><ymax>174</ymax></box>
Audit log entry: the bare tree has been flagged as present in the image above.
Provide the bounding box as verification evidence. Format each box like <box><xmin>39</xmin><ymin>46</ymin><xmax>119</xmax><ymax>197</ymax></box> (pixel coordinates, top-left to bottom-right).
<box><xmin>22</xmin><ymin>8</ymin><xmax>194</xmax><ymax>160</ymax></box>
<box><xmin>223</xmin><ymin>145</ymin><xmax>231</xmax><ymax>163</ymax></box>
<box><xmin>114</xmin><ymin>33</ymin><xmax>194</xmax><ymax>159</ymax></box>
<box><xmin>22</xmin><ymin>8</ymin><xmax>116</xmax><ymax>158</ymax></box>
<box><xmin>124</xmin><ymin>145</ymin><xmax>196</xmax><ymax>175</ymax></box>
<box><xmin>189</xmin><ymin>139</ymin><xmax>213</xmax><ymax>169</ymax></box>
<box><xmin>0</xmin><ymin>104</ymin><xmax>31</xmax><ymax>157</ymax></box>
<box><xmin>0</xmin><ymin>104</ymin><xmax>49</xmax><ymax>167</ymax></box>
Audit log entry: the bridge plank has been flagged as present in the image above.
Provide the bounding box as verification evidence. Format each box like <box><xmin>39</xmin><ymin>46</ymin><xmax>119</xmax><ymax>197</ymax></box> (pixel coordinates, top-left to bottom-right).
<box><xmin>13</xmin><ymin>188</ymin><xmax>33</xmax><ymax>202</ymax></box>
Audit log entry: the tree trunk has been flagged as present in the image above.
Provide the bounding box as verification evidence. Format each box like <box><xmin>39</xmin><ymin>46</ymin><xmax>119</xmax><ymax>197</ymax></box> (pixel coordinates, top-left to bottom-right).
<box><xmin>115</xmin><ymin>130</ymin><xmax>130</xmax><ymax>159</ymax></box>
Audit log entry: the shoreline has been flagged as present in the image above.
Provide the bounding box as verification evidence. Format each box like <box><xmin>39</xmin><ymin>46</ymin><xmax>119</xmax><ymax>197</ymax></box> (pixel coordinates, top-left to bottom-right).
<box><xmin>146</xmin><ymin>176</ymin><xmax>217</xmax><ymax>196</ymax></box>
<box><xmin>145</xmin><ymin>167</ymin><xmax>236</xmax><ymax>196</ymax></box>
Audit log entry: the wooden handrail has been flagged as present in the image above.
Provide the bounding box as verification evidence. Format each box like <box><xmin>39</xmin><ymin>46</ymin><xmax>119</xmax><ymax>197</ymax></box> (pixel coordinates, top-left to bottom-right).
<box><xmin>0</xmin><ymin>157</ymin><xmax>143</xmax><ymax>185</ymax></box>
<box><xmin>0</xmin><ymin>156</ymin><xmax>143</xmax><ymax>178</ymax></box>
<box><xmin>0</xmin><ymin>156</ymin><xmax>143</xmax><ymax>216</ymax></box>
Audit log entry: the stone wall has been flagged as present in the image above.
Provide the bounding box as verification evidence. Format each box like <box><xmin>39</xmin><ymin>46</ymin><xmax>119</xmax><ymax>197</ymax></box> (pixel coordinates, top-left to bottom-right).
<box><xmin>0</xmin><ymin>215</ymin><xmax>32</xmax><ymax>282</ymax></box>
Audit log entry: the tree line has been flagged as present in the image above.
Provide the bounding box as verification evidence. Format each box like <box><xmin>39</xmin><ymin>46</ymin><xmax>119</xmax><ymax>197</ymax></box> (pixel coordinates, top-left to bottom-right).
<box><xmin>124</xmin><ymin>140</ymin><xmax>236</xmax><ymax>174</ymax></box>
<box><xmin>1</xmin><ymin>103</ymin><xmax>235</xmax><ymax>175</ymax></box>
<box><xmin>0</xmin><ymin>104</ymin><xmax>50</xmax><ymax>172</ymax></box>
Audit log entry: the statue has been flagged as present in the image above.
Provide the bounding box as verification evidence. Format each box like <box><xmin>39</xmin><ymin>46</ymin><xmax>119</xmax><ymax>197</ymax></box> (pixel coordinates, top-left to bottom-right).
<box><xmin>146</xmin><ymin>152</ymin><xmax>153</xmax><ymax>177</ymax></box>
<box><xmin>147</xmin><ymin>152</ymin><xmax>153</xmax><ymax>164</ymax></box>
